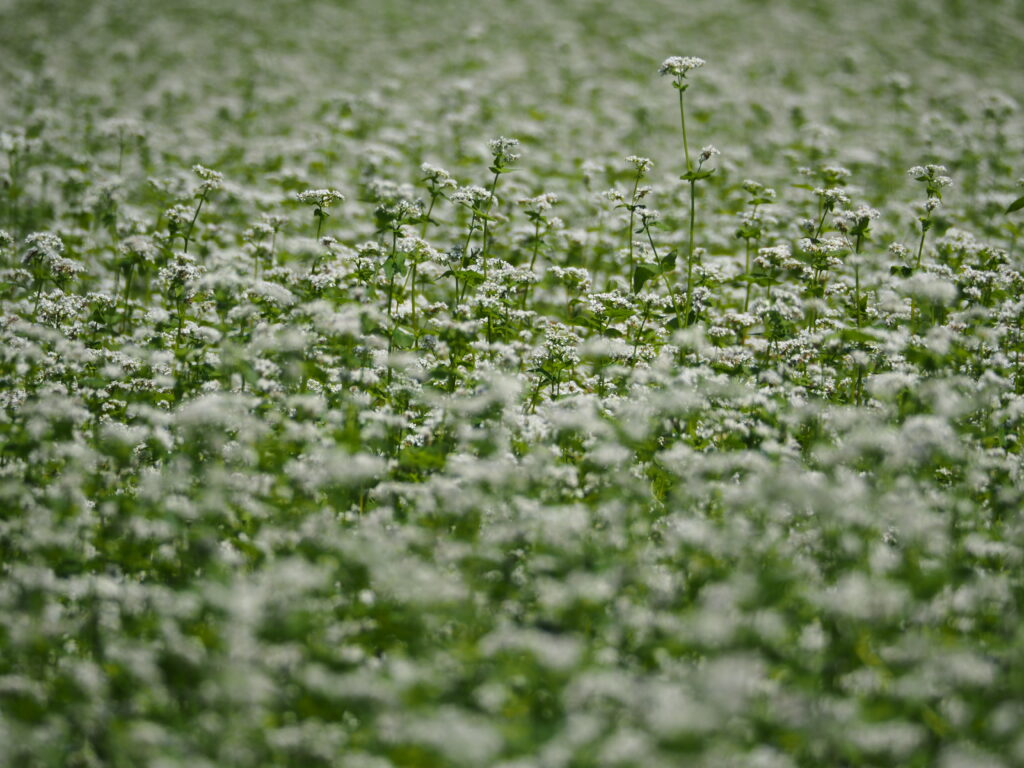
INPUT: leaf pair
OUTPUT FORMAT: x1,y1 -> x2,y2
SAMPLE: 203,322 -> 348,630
632,250 -> 677,292
680,169 -> 715,183
383,252 -> 406,280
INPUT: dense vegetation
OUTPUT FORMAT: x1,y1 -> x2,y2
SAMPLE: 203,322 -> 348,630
2,0 -> 1024,765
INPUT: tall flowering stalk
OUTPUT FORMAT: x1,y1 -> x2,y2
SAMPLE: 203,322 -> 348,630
374,199 -> 420,320
518,192 -> 559,310
907,164 -> 953,271
835,204 -> 880,328
22,232 -> 81,317
659,56 -> 716,326
451,185 -> 490,302
480,137 -> 520,281
182,165 -> 223,253
296,188 -> 345,242
419,163 -> 457,238
622,155 -> 653,294
736,180 -> 775,313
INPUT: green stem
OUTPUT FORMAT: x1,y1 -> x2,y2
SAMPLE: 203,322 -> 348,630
480,170 -> 501,283
854,264 -> 861,328
854,233 -> 863,329
914,220 -> 928,270
410,259 -> 418,344
121,265 -> 134,333
458,209 -> 479,304
627,173 -> 641,293
679,88 -> 691,173
630,303 -> 651,367
32,280 -> 43,318
684,179 -> 696,326
387,230 -> 397,319
910,218 -> 929,327
808,270 -> 819,330
743,238 -> 752,313
421,194 -> 437,238
644,223 -> 683,326
522,218 -> 542,311
813,204 -> 828,241
183,193 -> 206,254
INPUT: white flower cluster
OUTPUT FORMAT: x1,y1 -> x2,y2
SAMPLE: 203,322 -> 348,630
658,56 -> 706,78
295,188 -> 345,207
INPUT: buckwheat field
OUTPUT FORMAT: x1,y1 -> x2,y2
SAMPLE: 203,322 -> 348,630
3,0 -> 1024,765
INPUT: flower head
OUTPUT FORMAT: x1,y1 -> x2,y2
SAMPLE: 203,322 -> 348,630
755,244 -> 800,272
518,193 -> 558,215
192,164 -> 223,196
296,189 -> 345,208
834,205 -> 880,237
742,180 -> 776,204
23,232 -> 64,262
487,136 -> 520,171
118,235 -> 159,265
907,164 -> 953,199
626,155 -> 653,175
421,163 -> 458,190
658,56 -> 705,79
452,185 -> 491,207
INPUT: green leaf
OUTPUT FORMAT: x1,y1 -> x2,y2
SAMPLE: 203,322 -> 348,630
738,274 -> 778,287
836,328 -> 881,345
453,268 -> 485,288
632,264 -> 657,292
391,327 -> 416,347
602,306 -> 635,320
383,253 -> 407,279
660,250 -> 677,271
680,169 -> 715,182
571,310 -> 599,328
471,207 -> 498,222
1007,196 -> 1024,214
